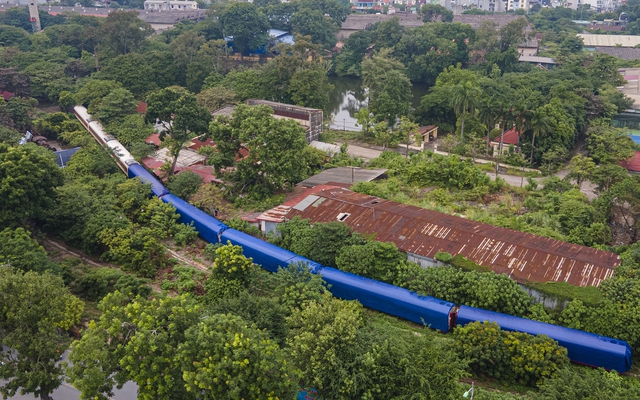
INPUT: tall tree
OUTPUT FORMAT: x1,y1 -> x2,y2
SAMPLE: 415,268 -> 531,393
527,107 -> 551,164
207,104 -> 308,199
221,2 -> 270,57
288,67 -> 334,110
420,4 -> 453,22
449,81 -> 481,141
0,227 -> 56,274
145,86 -> 211,177
0,143 -> 64,228
100,11 -> 153,55
361,49 -> 412,125
178,313 -> 298,399
477,96 -> 501,156
90,87 -> 138,125
290,8 -> 339,47
0,268 -> 84,400
286,294 -> 370,399
567,155 -> 596,189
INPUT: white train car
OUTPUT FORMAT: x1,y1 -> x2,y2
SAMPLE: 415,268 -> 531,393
73,105 -> 139,173
106,140 -> 137,173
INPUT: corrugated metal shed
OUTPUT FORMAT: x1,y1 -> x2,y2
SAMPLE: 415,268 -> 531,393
285,187 -> 620,287
298,167 -> 387,187
579,34 -> 640,48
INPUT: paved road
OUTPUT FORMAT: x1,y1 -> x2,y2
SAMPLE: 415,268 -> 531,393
344,143 -> 383,161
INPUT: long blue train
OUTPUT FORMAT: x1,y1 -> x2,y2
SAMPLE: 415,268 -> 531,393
74,106 -> 633,373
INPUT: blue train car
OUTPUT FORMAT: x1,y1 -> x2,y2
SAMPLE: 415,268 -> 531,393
319,267 -> 455,332
219,229 -> 312,273
287,255 -> 323,274
161,194 -> 228,244
455,305 -> 632,372
127,164 -> 170,198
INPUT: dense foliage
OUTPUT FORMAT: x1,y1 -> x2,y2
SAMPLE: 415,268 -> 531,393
453,322 -> 569,386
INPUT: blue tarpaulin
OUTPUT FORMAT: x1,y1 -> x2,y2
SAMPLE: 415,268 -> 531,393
53,147 -> 81,168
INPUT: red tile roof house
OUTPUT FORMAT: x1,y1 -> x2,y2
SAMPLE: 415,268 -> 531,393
490,126 -> 521,155
256,185 -> 620,287
620,151 -> 640,174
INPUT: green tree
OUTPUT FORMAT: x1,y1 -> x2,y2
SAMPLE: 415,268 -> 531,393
288,67 -> 334,110
567,154 -> 596,189
290,8 -> 339,47
207,104 -> 308,199
374,121 -> 391,149
533,367 -> 640,399
453,321 -> 569,386
145,87 -> 211,177
286,294 -> 370,399
106,114 -> 155,147
178,313 -> 298,400
0,96 -> 38,132
603,177 -> 640,242
420,4 -> 453,22
0,143 -> 64,228
0,268 -> 84,400
585,123 -> 637,165
100,11 -> 153,55
361,49 -> 412,124
336,240 -> 406,283
67,293 -> 201,400
98,225 -> 167,277
90,87 -> 138,125
57,90 -> 75,112
99,53 -> 158,97
166,170 -> 204,200
0,227 -> 56,274
354,107 -> 374,139
196,85 -> 238,113
221,2 -> 270,56
526,107 -> 551,164
205,242 -> 255,301
395,116 -> 420,157
74,79 -> 123,108
450,80 -> 481,141
220,69 -> 266,101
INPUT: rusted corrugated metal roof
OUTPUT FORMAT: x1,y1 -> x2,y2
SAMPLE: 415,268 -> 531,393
285,187 -> 620,287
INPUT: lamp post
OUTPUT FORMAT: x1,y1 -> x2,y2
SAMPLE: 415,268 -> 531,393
463,382 -> 474,399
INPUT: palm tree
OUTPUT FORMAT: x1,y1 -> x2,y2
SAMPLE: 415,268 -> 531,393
450,81 -> 481,141
526,108 -> 551,165
478,97 -> 501,157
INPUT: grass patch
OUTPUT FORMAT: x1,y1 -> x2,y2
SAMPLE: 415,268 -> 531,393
525,281 -> 603,306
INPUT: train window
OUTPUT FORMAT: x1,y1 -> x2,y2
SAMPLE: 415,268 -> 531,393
337,213 -> 350,222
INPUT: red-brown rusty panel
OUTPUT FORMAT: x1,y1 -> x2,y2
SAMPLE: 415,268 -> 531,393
285,188 -> 620,287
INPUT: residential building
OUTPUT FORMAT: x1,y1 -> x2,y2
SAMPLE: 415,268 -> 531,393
490,126 -> 520,155
143,0 -> 198,11
256,185 -> 620,287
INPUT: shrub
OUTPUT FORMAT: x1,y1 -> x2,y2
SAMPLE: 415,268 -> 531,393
167,171 -> 203,200
453,321 -> 569,386
434,251 -> 453,263
172,222 -> 198,246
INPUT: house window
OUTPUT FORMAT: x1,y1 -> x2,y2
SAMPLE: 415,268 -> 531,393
337,213 -> 351,221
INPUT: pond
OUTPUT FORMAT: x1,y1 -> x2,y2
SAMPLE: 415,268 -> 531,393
326,75 -> 430,131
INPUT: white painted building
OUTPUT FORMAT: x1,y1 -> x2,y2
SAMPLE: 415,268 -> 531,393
143,0 -> 198,11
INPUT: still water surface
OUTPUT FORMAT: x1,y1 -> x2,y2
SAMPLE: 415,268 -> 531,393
326,76 -> 430,131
